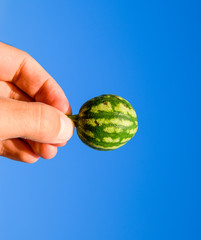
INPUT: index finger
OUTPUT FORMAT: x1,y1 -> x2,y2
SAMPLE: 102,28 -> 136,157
0,42 -> 71,114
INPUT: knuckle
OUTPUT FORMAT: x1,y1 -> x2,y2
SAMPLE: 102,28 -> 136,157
20,50 -> 31,60
34,103 -> 60,140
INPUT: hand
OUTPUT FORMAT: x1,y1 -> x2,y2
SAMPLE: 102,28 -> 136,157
0,42 -> 74,163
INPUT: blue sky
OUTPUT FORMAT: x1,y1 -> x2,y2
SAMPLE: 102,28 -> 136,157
0,0 -> 201,239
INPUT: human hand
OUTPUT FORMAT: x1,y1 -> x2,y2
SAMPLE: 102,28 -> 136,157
0,42 -> 74,163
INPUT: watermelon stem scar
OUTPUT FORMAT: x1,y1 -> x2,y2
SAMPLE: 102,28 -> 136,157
66,94 -> 138,151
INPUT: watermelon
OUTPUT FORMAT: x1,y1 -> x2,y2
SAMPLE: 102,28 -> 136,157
68,94 -> 138,151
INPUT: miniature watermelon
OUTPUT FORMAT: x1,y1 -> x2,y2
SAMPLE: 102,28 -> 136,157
68,94 -> 138,151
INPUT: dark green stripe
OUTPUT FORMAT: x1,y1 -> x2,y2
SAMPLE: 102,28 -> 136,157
77,130 -> 125,151
78,128 -> 124,148
77,119 -> 137,131
77,123 -> 136,147
79,124 -> 137,137
77,131 -> 107,151
78,112 -> 136,122
79,94 -> 134,114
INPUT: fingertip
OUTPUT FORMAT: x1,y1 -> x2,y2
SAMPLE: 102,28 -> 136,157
25,156 -> 40,164
58,96 -> 72,116
58,97 -> 72,115
40,144 -> 58,159
66,102 -> 72,116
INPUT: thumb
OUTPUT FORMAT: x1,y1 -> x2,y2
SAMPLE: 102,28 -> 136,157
0,97 -> 74,143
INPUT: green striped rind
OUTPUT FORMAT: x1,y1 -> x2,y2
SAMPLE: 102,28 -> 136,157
76,94 -> 138,151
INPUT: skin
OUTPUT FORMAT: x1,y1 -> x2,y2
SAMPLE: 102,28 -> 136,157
0,42 -> 74,163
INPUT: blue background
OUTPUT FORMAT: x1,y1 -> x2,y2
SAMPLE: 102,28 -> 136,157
0,0 -> 201,239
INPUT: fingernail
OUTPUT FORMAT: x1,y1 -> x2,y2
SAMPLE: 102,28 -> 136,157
57,114 -> 74,142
